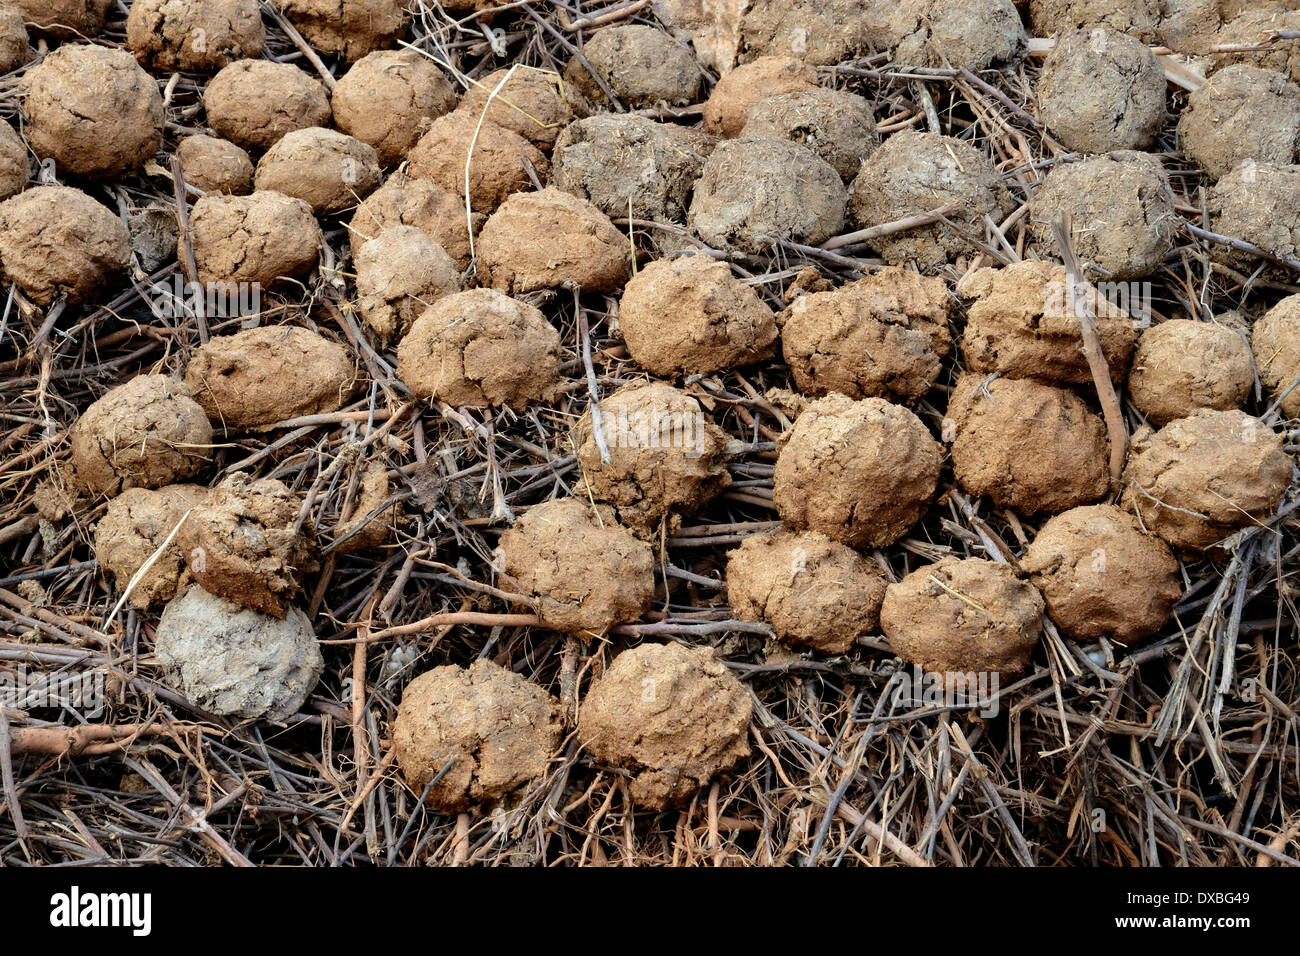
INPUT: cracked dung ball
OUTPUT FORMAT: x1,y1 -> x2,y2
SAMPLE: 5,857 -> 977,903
127,0 -> 265,72
498,497 -> 655,638
1207,161 -> 1300,277
574,380 -> 731,536
0,5 -> 30,73
1179,65 -> 1300,180
1253,294 -> 1300,420
477,187 -> 630,294
689,136 -> 847,253
408,110 -> 550,214
885,0 -> 1027,71
618,252 -> 778,376
350,171 -> 478,269
702,55 -> 819,138
947,373 -> 1110,515
848,131 -> 1013,269
21,44 -> 163,180
1030,151 -> 1176,282
277,0 -> 409,62
881,557 -> 1044,677
457,67 -> 577,153
10,0 -> 113,38
0,186 -> 130,305
155,585 -> 323,723
94,484 -> 210,609
254,127 -> 382,215
184,325 -> 355,428
356,226 -> 461,342
190,190 -> 323,288
726,529 -> 887,655
565,24 -> 700,108
956,260 -> 1138,388
1124,409 -> 1292,549
773,393 -> 942,548
397,288 -> 563,410
1028,0 -> 1160,42
70,375 -> 212,498
1128,318 -> 1252,425
577,642 -> 751,810
781,266 -> 952,403
1021,503 -> 1181,642
734,0 -> 884,68
179,473 -> 317,618
203,60 -> 332,151
332,49 -> 458,165
393,659 -> 563,813
178,134 -> 254,195
742,87 -> 879,181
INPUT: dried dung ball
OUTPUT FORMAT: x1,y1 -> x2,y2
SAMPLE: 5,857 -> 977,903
0,186 -> 130,305
332,50 -> 458,165
742,88 -> 879,181
1030,151 -> 1176,282
203,60 -> 331,151
1123,409 -> 1292,549
397,288 -> 563,410
254,127 -> 382,215
886,0 -> 1027,71
880,557 -> 1044,677
577,642 -> 751,810
477,187 -> 631,294
1021,504 -> 1181,642
127,0 -> 265,72
947,373 -> 1109,515
1207,161 -> 1300,276
1028,0 -> 1161,42
350,171 -> 478,268
155,585 -> 323,723
458,67 -> 576,153
184,325 -> 355,428
565,24 -> 700,108
21,45 -> 163,180
0,4 -> 30,72
574,381 -> 731,536
0,118 -> 29,203
355,226 -> 460,341
408,110 -> 549,213
497,497 -> 655,637
848,132 -> 1012,269
735,0 -> 884,67
10,0 -> 112,38
1179,66 -> 1300,180
393,660 -> 562,813
781,266 -> 952,403
1158,0 -> 1222,53
1252,294 -> 1300,420
1207,8 -> 1300,82
726,529 -> 887,655
70,375 -> 212,497
702,55 -> 819,138
334,462 -> 399,553
689,137 -> 847,253
957,260 -> 1138,388
94,484 -> 209,609
773,393 -> 942,548
1037,28 -> 1166,154
179,473 -> 316,618
551,114 -> 714,224
178,134 -> 254,195
190,190 -> 323,288
1128,319 -> 1252,425
618,252 -> 778,376
277,0 -> 409,62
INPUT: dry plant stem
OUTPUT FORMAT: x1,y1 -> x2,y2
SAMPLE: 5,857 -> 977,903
7,721 -> 178,756
169,154 -> 207,344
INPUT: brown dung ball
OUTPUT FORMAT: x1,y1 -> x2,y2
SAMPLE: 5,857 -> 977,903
333,462 -> 399,554
355,226 -> 461,341
1030,151 -> 1176,282
1037,28 -> 1166,154
1123,409 -> 1292,550
21,44 -> 163,180
848,132 -> 1012,269
127,0 -> 265,72
393,660 -> 563,813
277,0 -> 409,62
781,266 -> 952,403
566,24 -> 700,108
178,135 -> 254,195
886,0 -> 1027,71
254,127 -> 382,215
742,88 -> 879,182
1021,504 -> 1181,643
397,288 -> 563,410
1128,319 -> 1253,425
735,0 -> 884,67
880,557 -> 1045,677
332,50 -> 458,165
184,326 -> 355,428
0,186 -> 130,305
0,119 -> 28,202
1028,0 -> 1161,42
457,67 -> 576,153
574,380 -> 731,536
70,375 -> 213,498
497,497 -> 655,638
702,55 -> 819,138
1206,8 -> 1300,83
203,60 -> 332,151
407,110 -> 549,214
476,187 -> 631,294
94,484 -> 209,609
774,393 -> 942,548
350,171 -> 478,268
10,0 -> 113,38
190,190 -> 323,288
1207,161 -> 1300,277
947,373 -> 1110,515
618,252 -> 778,376
1158,0 -> 1222,53
1252,295 -> 1300,419
577,642 -> 751,810
1179,66 -> 1300,180
0,4 -> 31,73
726,529 -> 888,655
